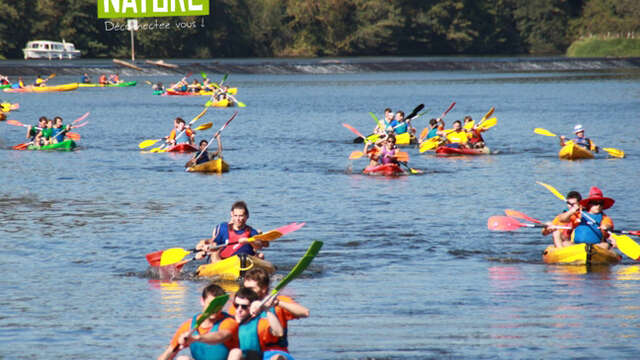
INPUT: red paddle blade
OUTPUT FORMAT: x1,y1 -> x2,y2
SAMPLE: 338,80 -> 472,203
146,250 -> 163,266
12,143 -> 29,150
275,222 -> 305,236
6,120 -> 24,127
72,112 -> 90,124
342,123 -> 364,139
627,230 -> 640,236
441,102 -> 456,118
66,132 -> 81,140
504,209 -> 542,224
488,216 -> 527,231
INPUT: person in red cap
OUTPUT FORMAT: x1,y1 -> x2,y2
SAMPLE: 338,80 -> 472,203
571,186 -> 615,249
560,124 -> 599,152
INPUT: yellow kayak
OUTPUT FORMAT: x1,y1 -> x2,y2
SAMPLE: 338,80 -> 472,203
395,132 -> 418,146
196,255 -> 275,280
186,158 -> 229,173
558,141 -> 594,160
206,98 -> 234,107
542,244 -> 621,265
3,83 -> 79,93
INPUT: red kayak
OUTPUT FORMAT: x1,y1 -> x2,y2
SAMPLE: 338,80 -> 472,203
363,163 -> 405,176
435,146 -> 490,156
166,143 -> 197,152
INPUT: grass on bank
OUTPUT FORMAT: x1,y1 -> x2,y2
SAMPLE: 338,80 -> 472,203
567,37 -> 640,57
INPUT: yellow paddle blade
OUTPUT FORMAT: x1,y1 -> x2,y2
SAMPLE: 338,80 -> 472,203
349,151 -> 364,160
481,107 -> 495,122
236,101 -> 246,108
534,128 -> 557,137
602,147 -> 625,158
160,248 -> 192,266
195,122 -> 213,131
139,139 -> 160,149
227,88 -> 238,95
365,134 -> 379,143
463,120 -> 474,130
478,117 -> 497,130
419,136 -> 440,153
611,233 -> 640,260
536,181 -> 566,201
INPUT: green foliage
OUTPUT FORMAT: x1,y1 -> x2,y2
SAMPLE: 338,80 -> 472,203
0,0 -> 638,58
567,38 -> 640,57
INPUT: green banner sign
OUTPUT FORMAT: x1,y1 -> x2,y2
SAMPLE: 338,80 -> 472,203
98,0 -> 209,18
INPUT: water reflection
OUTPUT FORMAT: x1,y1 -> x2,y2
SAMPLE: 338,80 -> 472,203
148,280 -> 187,316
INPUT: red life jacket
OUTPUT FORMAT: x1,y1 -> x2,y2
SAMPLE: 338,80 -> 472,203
219,224 -> 252,259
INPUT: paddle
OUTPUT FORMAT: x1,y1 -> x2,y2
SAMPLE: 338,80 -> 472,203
209,83 -> 246,107
342,123 -> 367,141
419,136 -> 442,153
536,181 -> 640,259
189,111 -> 238,166
464,107 -> 494,130
258,240 -> 323,308
170,293 -> 230,354
533,128 -> 624,158
488,216 -> 570,231
140,107 -> 210,150
504,209 -> 543,224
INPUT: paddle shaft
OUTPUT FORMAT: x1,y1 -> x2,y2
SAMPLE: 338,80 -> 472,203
191,112 -> 238,165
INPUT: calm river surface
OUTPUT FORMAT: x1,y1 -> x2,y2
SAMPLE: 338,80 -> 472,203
1,63 -> 640,359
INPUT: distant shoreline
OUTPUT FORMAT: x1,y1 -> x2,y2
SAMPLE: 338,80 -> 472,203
1,57 -> 639,76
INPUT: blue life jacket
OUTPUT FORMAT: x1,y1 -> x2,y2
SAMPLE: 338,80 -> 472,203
51,127 -> 66,143
239,316 -> 262,357
189,313 -> 231,360
572,137 -> 591,149
394,122 -> 408,134
426,128 -> 438,139
573,213 -> 604,245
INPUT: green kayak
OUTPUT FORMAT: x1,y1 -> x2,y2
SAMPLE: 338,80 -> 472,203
0,84 -> 11,89
78,81 -> 137,88
27,140 -> 77,151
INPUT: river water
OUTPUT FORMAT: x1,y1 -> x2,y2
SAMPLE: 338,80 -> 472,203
1,63 -> 640,359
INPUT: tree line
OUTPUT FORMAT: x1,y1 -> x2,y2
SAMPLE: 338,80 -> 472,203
0,0 -> 638,59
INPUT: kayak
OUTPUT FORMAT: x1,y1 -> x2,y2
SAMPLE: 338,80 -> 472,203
435,146 -> 490,156
196,254 -> 275,280
3,83 -> 79,93
166,143 -> 197,153
558,141 -> 594,160
78,81 -> 137,88
542,243 -> 621,265
186,158 -> 229,173
206,98 -> 234,108
1,102 -> 19,112
152,90 -> 164,95
165,88 -> 238,96
0,84 -> 11,89
363,163 -> 405,176
25,139 -> 77,151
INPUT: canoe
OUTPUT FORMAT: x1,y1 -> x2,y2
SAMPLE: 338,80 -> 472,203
3,83 -> 79,93
363,163 -> 405,176
25,139 -> 76,151
166,143 -> 197,153
558,141 -> 594,160
196,254 -> 275,280
186,158 -> 229,173
542,243 -> 621,265
435,146 -> 490,156
78,81 -> 137,88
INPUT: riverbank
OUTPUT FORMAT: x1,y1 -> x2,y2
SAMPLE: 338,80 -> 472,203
1,56 -> 640,76
567,37 -> 640,57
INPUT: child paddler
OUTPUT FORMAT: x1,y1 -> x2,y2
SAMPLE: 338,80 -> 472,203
560,124 -> 599,152
225,287 -> 284,360
542,191 -> 582,248
157,284 -> 238,360
227,268 -> 308,360
463,116 -> 487,149
570,186 -> 616,250
166,117 -> 195,146
185,135 -> 223,168
196,201 -> 268,263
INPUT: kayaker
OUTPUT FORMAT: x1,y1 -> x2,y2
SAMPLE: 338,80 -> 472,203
379,134 -> 399,164
425,118 -> 439,139
0,74 -> 9,85
228,268 -> 309,360
185,136 -> 222,168
98,74 -> 108,85
463,116 -> 487,149
166,118 -> 195,146
225,287 -> 284,360
571,186 -> 615,250
34,75 -> 48,87
542,191 -> 582,248
441,120 -> 469,148
26,117 -> 48,142
392,111 -> 408,134
34,118 -> 54,146
196,201 -> 267,263
152,82 -> 165,92
109,74 -> 122,84
560,124 -> 598,152
81,73 -> 91,84
189,79 -> 203,93
51,116 -> 71,144
157,283 -> 238,360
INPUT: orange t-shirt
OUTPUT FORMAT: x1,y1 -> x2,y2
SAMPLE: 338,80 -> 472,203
169,314 -> 238,350
542,211 -> 579,236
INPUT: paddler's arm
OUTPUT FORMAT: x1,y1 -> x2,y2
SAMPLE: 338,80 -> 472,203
277,297 -> 310,318
559,135 -> 566,146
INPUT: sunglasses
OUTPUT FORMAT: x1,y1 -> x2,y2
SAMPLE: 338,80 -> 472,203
234,302 -> 250,310
589,201 -> 603,206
